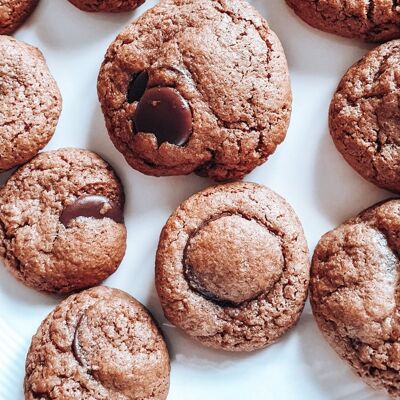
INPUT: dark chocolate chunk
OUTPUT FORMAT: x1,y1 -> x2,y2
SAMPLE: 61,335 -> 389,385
60,195 -> 123,226
127,71 -> 149,103
133,87 -> 192,146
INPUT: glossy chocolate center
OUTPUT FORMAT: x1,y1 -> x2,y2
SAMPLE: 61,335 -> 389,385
133,87 -> 192,146
60,195 -> 123,226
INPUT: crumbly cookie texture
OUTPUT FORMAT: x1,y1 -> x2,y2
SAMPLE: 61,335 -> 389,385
25,286 -> 170,400
0,148 -> 127,294
286,0 -> 400,42
98,0 -> 291,181
330,40 -> 400,193
0,0 -> 39,34
156,182 -> 310,351
67,0 -> 144,12
0,35 -> 62,171
311,199 -> 400,396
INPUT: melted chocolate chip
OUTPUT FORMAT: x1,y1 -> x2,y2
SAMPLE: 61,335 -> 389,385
60,195 -> 123,226
127,71 -> 149,103
133,87 -> 192,146
72,314 -> 85,366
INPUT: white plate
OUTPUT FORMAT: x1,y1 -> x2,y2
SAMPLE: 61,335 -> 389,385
0,1 -> 393,399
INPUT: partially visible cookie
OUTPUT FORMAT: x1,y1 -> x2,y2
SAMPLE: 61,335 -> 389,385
0,148 -> 127,294
98,0 -> 291,181
25,286 -> 170,400
286,0 -> 400,42
156,182 -> 310,351
311,199 -> 400,397
0,0 -> 39,35
68,0 -> 145,12
330,40 -> 400,193
0,35 -> 62,171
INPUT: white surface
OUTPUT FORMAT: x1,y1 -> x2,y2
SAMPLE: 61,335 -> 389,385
0,1 -> 393,399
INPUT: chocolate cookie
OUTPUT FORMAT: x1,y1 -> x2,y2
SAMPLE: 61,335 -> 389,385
0,0 -> 39,35
25,286 -> 170,400
0,148 -> 126,294
330,40 -> 400,193
98,0 -> 291,181
0,35 -> 62,171
311,199 -> 400,396
67,0 -> 145,12
286,0 -> 400,42
155,182 -> 310,351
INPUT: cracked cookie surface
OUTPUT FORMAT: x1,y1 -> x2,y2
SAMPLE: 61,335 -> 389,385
286,0 -> 400,42
0,148 -> 127,294
97,0 -> 291,181
329,40 -> 400,193
67,0 -> 145,12
24,286 -> 170,400
0,35 -> 61,171
155,182 -> 310,351
0,0 -> 39,34
311,199 -> 400,396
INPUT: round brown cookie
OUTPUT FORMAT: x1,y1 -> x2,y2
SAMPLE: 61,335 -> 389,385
25,286 -> 170,400
329,40 -> 400,193
67,0 -> 145,12
0,35 -> 62,171
0,148 -> 127,294
286,0 -> 400,42
0,0 -> 39,35
155,182 -> 310,351
98,0 -> 291,181
311,199 -> 400,396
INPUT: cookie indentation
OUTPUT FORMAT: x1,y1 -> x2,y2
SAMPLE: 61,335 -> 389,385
185,215 -> 283,305
127,71 -> 149,103
72,300 -> 149,393
133,87 -> 192,146
60,195 -> 124,226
